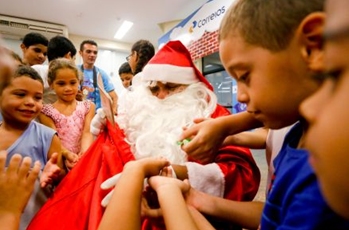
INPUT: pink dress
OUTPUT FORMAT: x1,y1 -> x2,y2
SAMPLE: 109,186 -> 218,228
41,101 -> 91,154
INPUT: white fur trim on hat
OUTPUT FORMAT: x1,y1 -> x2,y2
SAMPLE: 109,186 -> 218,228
185,162 -> 225,197
142,64 -> 199,85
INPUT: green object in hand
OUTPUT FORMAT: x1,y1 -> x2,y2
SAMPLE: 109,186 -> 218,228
176,138 -> 191,146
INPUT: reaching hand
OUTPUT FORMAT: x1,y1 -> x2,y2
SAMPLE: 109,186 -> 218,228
40,152 -> 61,188
142,176 -> 191,219
62,149 -> 79,170
100,158 -> 170,207
180,118 -> 226,163
149,176 -> 191,193
0,151 -> 41,216
90,108 -> 107,136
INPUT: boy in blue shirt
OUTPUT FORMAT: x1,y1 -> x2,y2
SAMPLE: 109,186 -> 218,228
179,0 -> 349,229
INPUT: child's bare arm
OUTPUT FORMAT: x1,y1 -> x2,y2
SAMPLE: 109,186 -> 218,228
41,135 -> 66,188
148,176 -> 202,230
98,158 -> 169,230
222,127 -> 268,149
37,113 -> 57,130
80,102 -> 96,155
184,187 -> 263,229
187,206 -> 215,230
0,151 -> 41,230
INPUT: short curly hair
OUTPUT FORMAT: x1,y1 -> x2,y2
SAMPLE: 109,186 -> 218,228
219,0 -> 324,52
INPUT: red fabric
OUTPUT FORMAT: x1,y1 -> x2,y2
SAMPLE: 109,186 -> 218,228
27,121 -> 135,230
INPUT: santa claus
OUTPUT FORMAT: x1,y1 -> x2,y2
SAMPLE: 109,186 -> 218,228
28,40 -> 260,230
98,41 -> 260,229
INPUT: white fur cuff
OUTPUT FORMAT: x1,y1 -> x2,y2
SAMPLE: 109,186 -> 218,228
185,162 -> 225,197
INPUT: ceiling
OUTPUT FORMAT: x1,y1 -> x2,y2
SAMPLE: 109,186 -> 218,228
0,0 -> 208,46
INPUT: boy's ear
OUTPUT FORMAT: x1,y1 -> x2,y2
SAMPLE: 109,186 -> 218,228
64,52 -> 72,59
298,12 -> 325,72
20,43 -> 26,51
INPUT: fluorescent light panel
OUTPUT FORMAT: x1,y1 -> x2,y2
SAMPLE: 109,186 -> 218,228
114,20 -> 133,39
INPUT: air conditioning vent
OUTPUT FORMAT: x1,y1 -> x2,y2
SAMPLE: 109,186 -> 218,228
0,15 -> 68,40
0,20 -> 10,26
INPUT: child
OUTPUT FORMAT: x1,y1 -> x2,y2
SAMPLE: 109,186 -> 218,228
179,0 -> 349,229
117,62 -> 134,112
118,62 -> 133,89
20,32 -> 48,66
39,58 -> 95,168
0,65 -> 65,229
126,39 -> 155,87
0,151 -> 41,230
300,0 -> 349,221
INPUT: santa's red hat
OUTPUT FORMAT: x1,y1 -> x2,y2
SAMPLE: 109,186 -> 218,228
142,40 -> 213,90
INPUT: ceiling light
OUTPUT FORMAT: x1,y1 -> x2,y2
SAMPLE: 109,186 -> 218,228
114,20 -> 133,40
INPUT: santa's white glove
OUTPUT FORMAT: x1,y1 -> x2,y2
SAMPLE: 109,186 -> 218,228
100,165 -> 177,207
90,108 -> 106,136
100,173 -> 121,207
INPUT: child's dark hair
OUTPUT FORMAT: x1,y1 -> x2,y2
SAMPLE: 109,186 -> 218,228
14,65 -> 43,84
131,40 -> 155,75
0,65 -> 44,95
219,0 -> 324,52
47,58 -> 82,85
22,32 -> 49,47
118,62 -> 132,75
48,36 -> 77,62
80,40 -> 98,51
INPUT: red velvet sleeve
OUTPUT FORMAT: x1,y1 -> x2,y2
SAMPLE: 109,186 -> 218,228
215,145 -> 261,201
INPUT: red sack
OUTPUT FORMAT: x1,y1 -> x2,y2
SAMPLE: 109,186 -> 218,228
28,121 -> 135,230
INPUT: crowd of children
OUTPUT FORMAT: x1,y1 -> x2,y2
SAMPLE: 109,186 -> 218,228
1,0 -> 349,229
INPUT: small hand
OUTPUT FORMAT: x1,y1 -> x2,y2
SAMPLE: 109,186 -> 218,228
62,150 -> 78,170
0,151 -> 41,215
180,118 -> 224,163
142,176 -> 191,219
100,158 -> 170,207
40,152 -> 61,188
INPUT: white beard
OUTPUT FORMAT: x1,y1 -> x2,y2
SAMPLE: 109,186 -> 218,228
116,82 -> 217,164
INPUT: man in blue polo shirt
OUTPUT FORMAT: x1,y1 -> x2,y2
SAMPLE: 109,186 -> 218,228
79,40 -> 118,114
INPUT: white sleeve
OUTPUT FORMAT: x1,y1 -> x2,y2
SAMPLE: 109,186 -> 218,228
185,162 -> 225,197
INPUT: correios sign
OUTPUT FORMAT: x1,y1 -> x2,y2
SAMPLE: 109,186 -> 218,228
158,0 -> 236,47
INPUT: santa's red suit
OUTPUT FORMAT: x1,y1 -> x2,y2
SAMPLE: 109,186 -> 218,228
28,41 -> 260,230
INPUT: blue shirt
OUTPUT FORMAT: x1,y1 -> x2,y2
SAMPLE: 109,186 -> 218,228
79,65 -> 115,110
261,122 -> 349,229
6,121 -> 55,169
